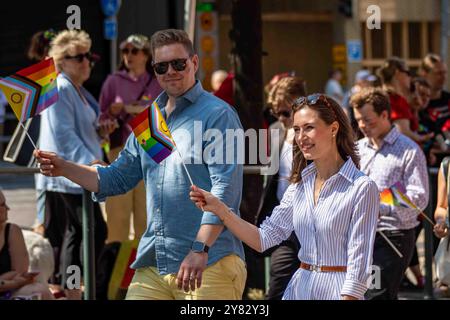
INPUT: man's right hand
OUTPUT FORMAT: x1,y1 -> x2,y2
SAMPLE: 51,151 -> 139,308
33,149 -> 67,177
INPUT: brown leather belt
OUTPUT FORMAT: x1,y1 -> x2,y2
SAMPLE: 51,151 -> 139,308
300,262 -> 347,273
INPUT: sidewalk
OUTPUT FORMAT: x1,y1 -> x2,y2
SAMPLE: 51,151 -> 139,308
0,160 -> 36,228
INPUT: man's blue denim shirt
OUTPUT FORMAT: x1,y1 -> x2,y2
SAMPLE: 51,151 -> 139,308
93,81 -> 245,274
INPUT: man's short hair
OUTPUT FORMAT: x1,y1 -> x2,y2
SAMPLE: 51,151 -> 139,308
150,29 -> 194,57
350,87 -> 391,117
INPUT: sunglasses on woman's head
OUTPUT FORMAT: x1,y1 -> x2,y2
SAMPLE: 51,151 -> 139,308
121,48 -> 140,55
294,94 -> 332,108
152,58 -> 189,75
64,52 -> 95,63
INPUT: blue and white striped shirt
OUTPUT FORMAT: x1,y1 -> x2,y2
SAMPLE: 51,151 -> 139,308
357,126 -> 429,231
258,158 -> 379,300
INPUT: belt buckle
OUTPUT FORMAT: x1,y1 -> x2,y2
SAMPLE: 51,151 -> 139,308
311,265 -> 322,272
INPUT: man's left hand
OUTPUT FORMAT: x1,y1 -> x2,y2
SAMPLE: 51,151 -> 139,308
176,251 -> 208,292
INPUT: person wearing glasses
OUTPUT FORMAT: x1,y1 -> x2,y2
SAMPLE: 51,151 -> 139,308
99,34 -> 162,244
256,76 -> 305,300
35,30 -> 111,299
351,88 -> 429,300
34,29 -> 245,300
190,94 -> 380,300
378,57 -> 433,145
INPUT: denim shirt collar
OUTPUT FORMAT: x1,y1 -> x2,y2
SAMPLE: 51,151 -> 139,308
155,80 -> 204,116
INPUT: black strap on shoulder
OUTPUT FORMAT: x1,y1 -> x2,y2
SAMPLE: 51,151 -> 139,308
4,223 -> 11,247
443,157 -> 450,179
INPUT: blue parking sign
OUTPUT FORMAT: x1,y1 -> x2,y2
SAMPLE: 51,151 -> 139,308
347,40 -> 362,63
101,0 -> 121,17
104,17 -> 117,40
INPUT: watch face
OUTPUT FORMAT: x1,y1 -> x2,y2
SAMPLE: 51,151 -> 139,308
192,241 -> 205,252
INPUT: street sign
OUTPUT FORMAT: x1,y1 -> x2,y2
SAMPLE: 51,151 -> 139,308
101,0 -> 121,17
104,17 -> 117,40
346,40 -> 363,63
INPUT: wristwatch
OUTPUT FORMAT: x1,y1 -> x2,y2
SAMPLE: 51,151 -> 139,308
191,240 -> 210,253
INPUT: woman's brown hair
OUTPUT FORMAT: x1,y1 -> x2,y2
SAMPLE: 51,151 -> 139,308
267,76 -> 307,109
289,94 -> 360,183
377,56 -> 409,85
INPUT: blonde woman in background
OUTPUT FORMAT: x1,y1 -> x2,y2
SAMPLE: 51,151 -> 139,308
36,30 -> 112,299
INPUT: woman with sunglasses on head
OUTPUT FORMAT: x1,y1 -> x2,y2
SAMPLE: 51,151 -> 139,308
256,76 -> 305,300
99,34 -> 162,244
36,30 -> 109,299
378,57 -> 433,144
190,94 -> 379,300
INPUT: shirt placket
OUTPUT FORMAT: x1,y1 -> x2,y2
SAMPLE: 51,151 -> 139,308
154,160 -> 167,273
307,175 -> 320,266
312,173 -> 337,267
154,106 -> 178,274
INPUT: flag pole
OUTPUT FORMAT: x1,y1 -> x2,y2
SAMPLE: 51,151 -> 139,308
18,121 -> 38,150
175,148 -> 194,186
416,209 -> 435,226
378,230 -> 403,258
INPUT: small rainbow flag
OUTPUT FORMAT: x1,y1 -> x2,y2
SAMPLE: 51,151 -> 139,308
129,101 -> 175,163
380,182 -> 417,210
380,188 -> 397,206
380,182 -> 435,225
0,58 -> 58,123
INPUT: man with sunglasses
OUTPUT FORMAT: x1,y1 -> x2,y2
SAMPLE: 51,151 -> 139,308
351,88 -> 429,300
34,29 -> 246,300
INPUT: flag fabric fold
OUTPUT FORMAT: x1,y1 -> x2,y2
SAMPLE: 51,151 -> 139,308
129,101 -> 175,163
0,58 -> 58,122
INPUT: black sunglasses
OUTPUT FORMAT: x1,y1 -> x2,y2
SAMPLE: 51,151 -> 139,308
294,94 -> 332,108
271,109 -> 292,118
64,52 -> 97,64
152,58 -> 189,75
121,48 -> 140,55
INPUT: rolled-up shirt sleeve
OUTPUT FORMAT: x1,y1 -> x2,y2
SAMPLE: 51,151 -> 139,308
93,135 -> 144,202
341,179 -> 379,299
258,183 -> 296,252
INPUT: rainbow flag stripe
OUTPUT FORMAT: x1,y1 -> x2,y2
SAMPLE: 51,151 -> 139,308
129,102 -> 175,163
380,188 -> 397,206
380,182 -> 418,210
0,58 -> 58,122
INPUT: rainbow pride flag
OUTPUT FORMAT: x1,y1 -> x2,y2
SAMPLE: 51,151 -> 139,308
380,188 -> 397,206
129,102 -> 175,163
380,182 -> 418,210
0,58 -> 58,123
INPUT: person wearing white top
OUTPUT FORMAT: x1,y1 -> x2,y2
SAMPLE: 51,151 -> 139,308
256,76 -> 305,300
325,69 -> 344,106
191,94 -> 379,300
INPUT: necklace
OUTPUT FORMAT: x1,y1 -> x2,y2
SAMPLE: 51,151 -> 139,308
314,177 -> 326,205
